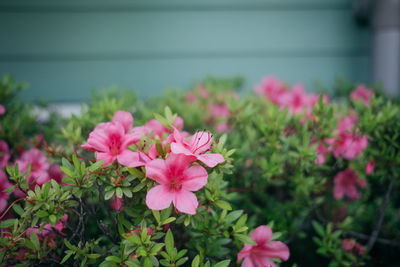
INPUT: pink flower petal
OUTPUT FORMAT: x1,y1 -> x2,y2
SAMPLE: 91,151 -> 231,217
173,189 -> 198,215
146,185 -> 173,210
182,165 -> 208,191
145,159 -> 169,184
117,150 -> 144,168
262,241 -> 290,261
170,142 -> 193,156
112,110 -> 133,134
241,257 -> 256,267
196,153 -> 225,168
97,152 -> 116,166
166,153 -> 196,177
250,225 -> 272,245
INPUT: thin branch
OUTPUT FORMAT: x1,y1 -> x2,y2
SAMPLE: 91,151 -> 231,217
366,175 -> 395,253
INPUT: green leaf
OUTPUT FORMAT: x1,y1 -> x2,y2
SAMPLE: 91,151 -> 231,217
214,260 -> 231,267
165,229 -> 174,256
175,257 -> 188,266
162,217 -> 176,225
0,219 -> 16,228
104,190 -> 115,200
89,160 -> 104,172
225,210 -> 243,224
106,256 -> 122,263
235,234 -> 257,245
123,188 -> 133,198
191,255 -> 200,267
49,214 -> 57,224
30,230 -> 40,251
12,203 -> 24,216
36,210 -> 49,218
116,187 -> 123,198
60,250 -> 74,264
143,257 -> 152,267
62,176 -> 75,185
215,200 -> 232,211
152,210 -> 161,224
51,179 -> 60,192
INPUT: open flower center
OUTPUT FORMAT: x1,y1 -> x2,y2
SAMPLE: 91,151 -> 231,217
108,136 -> 122,156
169,176 -> 183,191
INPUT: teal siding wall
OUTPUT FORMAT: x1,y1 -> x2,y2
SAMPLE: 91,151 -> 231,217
0,0 -> 370,102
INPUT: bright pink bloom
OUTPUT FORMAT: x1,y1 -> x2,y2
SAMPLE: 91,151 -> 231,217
208,103 -> 230,119
254,76 -> 288,105
112,110 -> 134,134
145,153 -> 208,215
350,85 -> 374,107
282,84 -> 313,115
26,214 -> 68,241
334,168 -> 367,200
82,120 -> 141,167
237,225 -> 290,267
111,196 -> 123,211
0,170 -> 12,212
16,148 -> 50,186
171,128 -> 225,168
0,105 -> 5,115
337,115 -> 358,133
366,161 -> 375,175
331,132 -> 368,160
342,239 -> 364,256
0,140 -> 10,168
313,139 -> 333,165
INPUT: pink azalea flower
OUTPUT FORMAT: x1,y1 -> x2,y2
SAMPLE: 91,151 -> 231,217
366,161 -> 375,175
135,116 -> 184,141
26,214 -> 68,241
0,140 -> 10,168
315,142 -> 328,165
112,110 -> 134,134
254,76 -> 288,105
185,91 -> 197,103
331,132 -> 368,160
16,148 -> 50,186
82,120 -> 141,167
337,115 -> 358,133
215,122 -> 231,133
0,170 -> 12,212
208,103 -> 230,119
333,168 -> 367,200
0,105 -> 5,115
171,128 -> 225,168
145,153 -> 208,215
350,85 -> 374,107
237,225 -> 290,267
48,165 -> 65,185
197,84 -> 211,99
342,239 -> 364,256
111,196 -> 123,211
281,83 -> 312,115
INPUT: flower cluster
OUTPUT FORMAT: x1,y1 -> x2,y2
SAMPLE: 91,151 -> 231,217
82,110 -> 225,214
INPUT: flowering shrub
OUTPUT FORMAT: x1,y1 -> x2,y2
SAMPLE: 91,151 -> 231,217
0,74 -> 400,267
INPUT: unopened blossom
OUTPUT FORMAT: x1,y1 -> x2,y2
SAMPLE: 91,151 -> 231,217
111,196 -> 123,211
16,148 -> 50,186
342,239 -> 364,256
366,161 -> 375,175
254,76 -> 288,105
0,140 -> 10,168
334,168 -> 367,200
237,225 -> 290,267
82,119 -> 141,167
350,85 -> 374,107
0,170 -> 12,212
171,128 -> 225,168
145,153 -> 208,215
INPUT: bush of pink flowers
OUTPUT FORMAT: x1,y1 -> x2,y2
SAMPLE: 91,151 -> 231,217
0,74 -> 400,266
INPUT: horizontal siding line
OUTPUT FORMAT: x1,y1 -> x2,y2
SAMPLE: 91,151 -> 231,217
0,4 -> 352,13
0,49 -> 370,62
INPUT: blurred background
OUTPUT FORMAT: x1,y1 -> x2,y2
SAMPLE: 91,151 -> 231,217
0,0 -> 399,102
